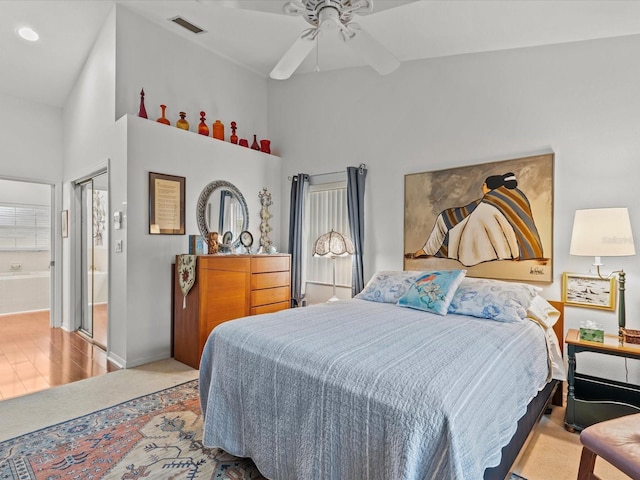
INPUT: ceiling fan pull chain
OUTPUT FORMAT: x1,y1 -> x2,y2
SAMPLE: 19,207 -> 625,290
315,34 -> 321,72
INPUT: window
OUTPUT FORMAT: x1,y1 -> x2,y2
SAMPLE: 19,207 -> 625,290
305,181 -> 352,287
0,203 -> 50,250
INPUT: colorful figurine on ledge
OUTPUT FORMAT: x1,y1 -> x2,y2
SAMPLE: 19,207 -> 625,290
176,112 -> 189,130
230,121 -> 238,144
138,88 -> 148,119
198,112 -> 209,136
212,120 -> 224,140
156,104 -> 170,125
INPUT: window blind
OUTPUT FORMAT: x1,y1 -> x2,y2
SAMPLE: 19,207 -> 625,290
0,203 -> 50,250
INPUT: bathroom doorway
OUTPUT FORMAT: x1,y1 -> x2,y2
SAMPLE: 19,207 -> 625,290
78,171 -> 109,349
0,178 -> 53,318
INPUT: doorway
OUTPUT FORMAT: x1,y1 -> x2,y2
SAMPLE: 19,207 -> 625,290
0,178 -> 53,318
78,171 -> 109,349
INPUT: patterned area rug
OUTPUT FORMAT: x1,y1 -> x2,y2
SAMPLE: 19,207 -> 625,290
0,380 -> 264,480
0,379 -> 527,480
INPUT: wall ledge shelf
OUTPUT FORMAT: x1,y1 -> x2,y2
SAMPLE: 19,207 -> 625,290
123,114 -> 280,159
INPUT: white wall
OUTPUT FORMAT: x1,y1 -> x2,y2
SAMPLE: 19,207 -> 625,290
62,4 -> 275,367
63,7 -> 116,179
0,93 -> 63,324
0,93 -> 63,183
269,35 -> 640,357
114,5 -> 268,146
119,115 -> 281,366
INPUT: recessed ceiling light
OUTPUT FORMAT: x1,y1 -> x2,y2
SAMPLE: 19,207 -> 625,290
17,27 -> 39,42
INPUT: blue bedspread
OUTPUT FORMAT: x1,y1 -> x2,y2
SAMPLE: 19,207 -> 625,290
200,299 -> 550,480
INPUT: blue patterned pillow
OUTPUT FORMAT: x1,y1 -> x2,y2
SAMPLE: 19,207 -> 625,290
397,270 -> 467,315
355,271 -> 432,304
448,277 -> 541,323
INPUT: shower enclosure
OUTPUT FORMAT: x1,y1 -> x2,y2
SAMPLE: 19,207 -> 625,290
78,171 -> 109,348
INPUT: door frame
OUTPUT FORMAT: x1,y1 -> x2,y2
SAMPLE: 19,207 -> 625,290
70,165 -> 109,336
0,175 -> 60,327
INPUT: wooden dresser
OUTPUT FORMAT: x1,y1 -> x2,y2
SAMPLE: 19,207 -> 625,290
173,254 -> 291,369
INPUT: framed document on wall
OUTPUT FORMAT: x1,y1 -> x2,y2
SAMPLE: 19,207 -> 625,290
149,172 -> 185,235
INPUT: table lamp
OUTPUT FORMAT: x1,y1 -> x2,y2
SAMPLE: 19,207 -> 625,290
569,208 -> 635,337
313,229 -> 354,302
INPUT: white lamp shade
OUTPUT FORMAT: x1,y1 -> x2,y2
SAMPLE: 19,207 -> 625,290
570,208 -> 635,257
313,230 -> 355,257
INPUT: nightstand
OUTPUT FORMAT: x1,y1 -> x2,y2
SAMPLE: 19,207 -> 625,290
565,328 -> 640,432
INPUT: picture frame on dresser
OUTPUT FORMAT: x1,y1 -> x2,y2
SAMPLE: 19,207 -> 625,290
562,272 -> 616,310
149,172 -> 185,235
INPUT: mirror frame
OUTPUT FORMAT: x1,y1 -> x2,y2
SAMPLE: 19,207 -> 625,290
196,180 -> 249,250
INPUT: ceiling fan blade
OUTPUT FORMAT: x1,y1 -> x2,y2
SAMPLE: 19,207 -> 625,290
342,23 -> 400,75
270,31 -> 317,80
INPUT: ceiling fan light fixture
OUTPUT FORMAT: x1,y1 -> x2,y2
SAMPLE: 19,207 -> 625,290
273,0 -> 401,79
318,6 -> 341,31
343,0 -> 373,16
283,1 -> 306,15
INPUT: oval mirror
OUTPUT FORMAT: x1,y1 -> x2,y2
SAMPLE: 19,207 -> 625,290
196,180 -> 248,250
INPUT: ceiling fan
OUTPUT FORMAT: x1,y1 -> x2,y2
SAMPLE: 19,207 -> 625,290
270,0 -> 401,80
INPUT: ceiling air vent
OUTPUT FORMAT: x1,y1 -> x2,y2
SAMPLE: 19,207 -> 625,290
169,16 -> 206,35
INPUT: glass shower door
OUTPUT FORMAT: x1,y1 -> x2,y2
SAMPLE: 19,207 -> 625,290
79,172 -> 108,348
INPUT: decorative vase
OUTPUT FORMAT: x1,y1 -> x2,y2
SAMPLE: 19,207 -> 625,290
260,139 -> 271,154
251,135 -> 260,151
138,88 -> 148,119
156,105 -> 170,125
230,121 -> 238,144
198,111 -> 209,136
176,112 -> 189,131
239,138 -> 249,148
212,120 -> 224,140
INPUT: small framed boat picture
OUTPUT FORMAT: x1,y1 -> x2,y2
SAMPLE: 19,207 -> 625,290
562,272 -> 616,310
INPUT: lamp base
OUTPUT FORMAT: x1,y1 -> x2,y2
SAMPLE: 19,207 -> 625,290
327,296 -> 340,302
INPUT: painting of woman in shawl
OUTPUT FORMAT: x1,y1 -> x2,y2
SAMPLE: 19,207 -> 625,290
409,172 -> 543,266
404,154 -> 553,282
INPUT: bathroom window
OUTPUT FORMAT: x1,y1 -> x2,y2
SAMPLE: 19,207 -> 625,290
0,203 -> 50,251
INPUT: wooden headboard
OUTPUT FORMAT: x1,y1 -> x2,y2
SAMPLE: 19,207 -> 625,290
547,300 -> 564,355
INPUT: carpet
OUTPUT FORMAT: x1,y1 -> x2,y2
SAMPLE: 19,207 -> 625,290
0,380 -> 263,480
0,379 -> 527,480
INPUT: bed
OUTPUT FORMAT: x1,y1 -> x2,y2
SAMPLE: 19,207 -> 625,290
199,272 -> 565,480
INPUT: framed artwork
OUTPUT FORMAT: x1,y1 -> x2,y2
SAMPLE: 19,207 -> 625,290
149,172 -> 185,235
61,210 -> 68,238
404,153 -> 554,282
562,272 -> 616,310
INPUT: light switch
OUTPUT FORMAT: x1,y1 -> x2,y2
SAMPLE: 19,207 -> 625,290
113,211 -> 122,230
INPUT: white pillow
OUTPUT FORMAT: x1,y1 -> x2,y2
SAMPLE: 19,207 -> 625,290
527,295 -> 561,328
546,327 -> 566,381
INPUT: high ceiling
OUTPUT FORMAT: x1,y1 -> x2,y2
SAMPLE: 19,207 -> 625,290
4,0 -> 640,107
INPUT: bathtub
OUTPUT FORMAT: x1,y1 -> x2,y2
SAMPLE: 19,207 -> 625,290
0,270 -> 108,315
0,271 -> 50,315
89,270 -> 108,305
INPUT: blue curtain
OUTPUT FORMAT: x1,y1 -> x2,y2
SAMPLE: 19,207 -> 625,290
347,165 -> 367,296
288,173 -> 309,307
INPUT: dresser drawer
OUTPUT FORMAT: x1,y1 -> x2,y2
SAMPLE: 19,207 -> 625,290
251,271 -> 290,290
199,255 -> 250,272
251,255 -> 290,273
251,301 -> 290,316
251,286 -> 290,307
